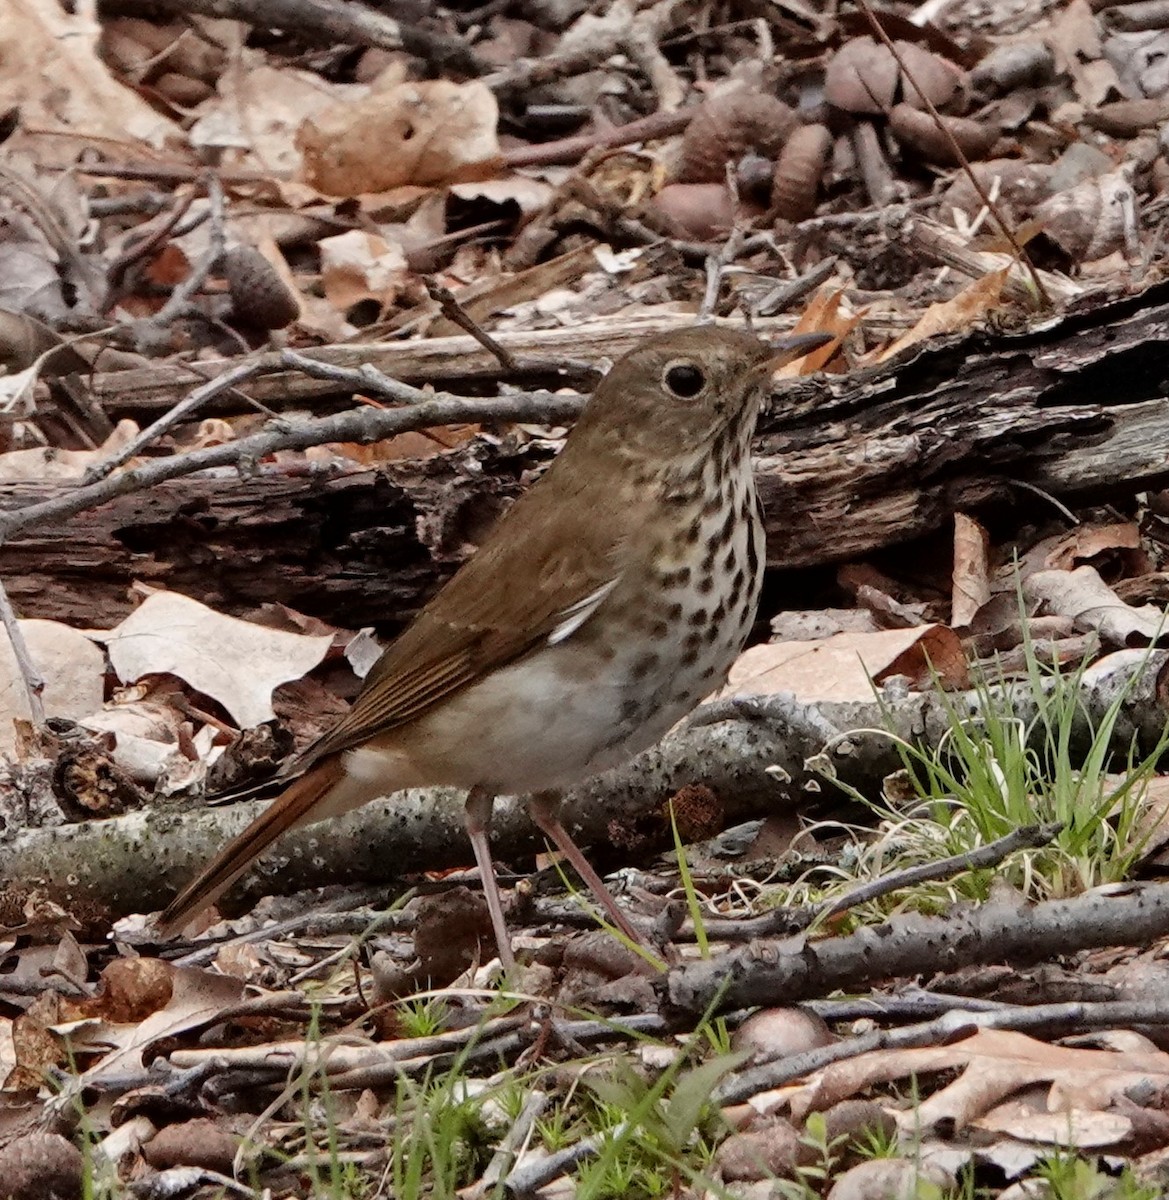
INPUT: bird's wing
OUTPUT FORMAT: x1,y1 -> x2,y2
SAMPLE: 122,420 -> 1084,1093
303,464 -> 634,762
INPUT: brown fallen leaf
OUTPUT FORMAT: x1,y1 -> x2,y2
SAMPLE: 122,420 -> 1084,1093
872,268 -> 1009,364
100,590 -> 333,729
952,513 -> 991,629
299,76 -> 500,196
724,625 -> 969,704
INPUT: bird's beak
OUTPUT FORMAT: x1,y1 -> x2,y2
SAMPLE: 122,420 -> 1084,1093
758,331 -> 836,373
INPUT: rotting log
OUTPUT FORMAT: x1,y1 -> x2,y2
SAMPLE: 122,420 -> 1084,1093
6,284 -> 1169,629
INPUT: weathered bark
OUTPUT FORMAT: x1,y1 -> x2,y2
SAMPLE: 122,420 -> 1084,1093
9,284 -> 1169,629
6,650 -> 1163,923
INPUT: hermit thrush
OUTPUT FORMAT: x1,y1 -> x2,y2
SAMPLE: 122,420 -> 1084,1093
159,325 -> 829,966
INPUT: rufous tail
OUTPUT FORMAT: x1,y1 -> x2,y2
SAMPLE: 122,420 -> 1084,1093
158,755 -> 347,936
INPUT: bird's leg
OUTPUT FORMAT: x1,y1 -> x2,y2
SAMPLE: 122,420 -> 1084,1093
463,785 -> 516,973
528,791 -> 647,949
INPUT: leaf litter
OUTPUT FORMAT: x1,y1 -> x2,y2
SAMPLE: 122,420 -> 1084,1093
4,0 -> 1169,1192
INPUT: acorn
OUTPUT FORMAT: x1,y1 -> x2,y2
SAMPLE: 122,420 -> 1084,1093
772,123 -> 833,221
888,104 -> 998,166
223,245 -> 300,330
676,91 -> 799,183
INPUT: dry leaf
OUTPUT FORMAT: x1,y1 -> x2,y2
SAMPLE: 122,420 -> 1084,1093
0,0 -> 176,146
189,60 -> 361,174
775,289 -> 860,377
874,269 -> 1009,364
0,619 -> 104,754
1024,565 -> 1167,647
318,230 -> 409,313
59,965 -> 245,1085
0,419 -> 140,482
724,625 -> 969,703
299,77 -> 500,196
952,513 -> 992,629
102,591 -> 332,728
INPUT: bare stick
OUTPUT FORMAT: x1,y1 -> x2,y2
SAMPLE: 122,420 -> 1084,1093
854,0 -> 1051,307
0,380 -> 585,548
815,822 -> 1062,921
716,997 -> 1169,1106
0,577 -> 44,728
422,279 -> 518,373
148,174 -> 227,330
82,359 -> 267,484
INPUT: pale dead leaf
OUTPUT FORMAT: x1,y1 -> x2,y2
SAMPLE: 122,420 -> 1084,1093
0,419 -> 139,481
1024,565 -> 1166,646
318,230 -> 409,313
952,513 -> 991,629
102,591 -> 332,728
299,78 -> 500,196
791,1027 -> 1169,1134
974,1104 -> 1132,1149
0,0 -> 176,146
724,625 -> 968,703
60,965 -> 245,1086
873,268 -> 1009,364
189,58 -> 363,174
0,619 -> 105,754
80,698 -> 186,784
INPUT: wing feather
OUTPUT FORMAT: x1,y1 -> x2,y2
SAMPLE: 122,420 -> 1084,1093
301,454 -> 641,764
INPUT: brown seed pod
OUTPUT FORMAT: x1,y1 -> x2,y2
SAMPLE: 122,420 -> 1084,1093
888,103 -> 998,165
826,36 -> 965,116
223,246 -> 300,330
825,37 -> 899,114
153,72 -> 214,107
675,91 -> 799,183
772,123 -> 833,221
1034,171 -> 1139,261
896,40 -> 964,110
971,39 -> 1056,94
1084,97 -> 1169,136
649,182 -> 741,240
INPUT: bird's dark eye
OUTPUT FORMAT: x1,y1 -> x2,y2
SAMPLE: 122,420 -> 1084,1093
663,362 -> 705,398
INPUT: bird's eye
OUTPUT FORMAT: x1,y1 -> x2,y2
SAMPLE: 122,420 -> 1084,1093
663,361 -> 706,398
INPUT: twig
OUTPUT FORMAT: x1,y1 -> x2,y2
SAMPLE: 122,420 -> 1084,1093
502,109 -> 692,169
668,880 -> 1169,1018
715,998 -> 1169,1106
0,377 -> 585,548
82,359 -> 267,484
0,577 -> 45,728
854,0 -> 1051,308
698,228 -> 745,322
423,279 -> 518,372
752,258 -> 838,317
503,1125 -> 625,1197
462,1090 -> 549,1200
814,822 -> 1063,921
147,175 -> 226,330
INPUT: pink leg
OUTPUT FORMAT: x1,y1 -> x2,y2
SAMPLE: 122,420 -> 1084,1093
528,792 -> 646,949
464,786 -> 516,973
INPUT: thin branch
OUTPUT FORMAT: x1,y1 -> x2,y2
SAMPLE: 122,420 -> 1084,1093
716,997 -> 1169,1106
0,578 -> 44,728
0,375 -> 584,547
82,359 -> 267,484
815,821 -> 1063,921
148,175 -> 227,329
422,278 -> 518,372
854,0 -> 1052,307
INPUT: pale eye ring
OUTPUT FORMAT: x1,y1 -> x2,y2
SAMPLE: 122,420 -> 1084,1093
662,360 -> 706,399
